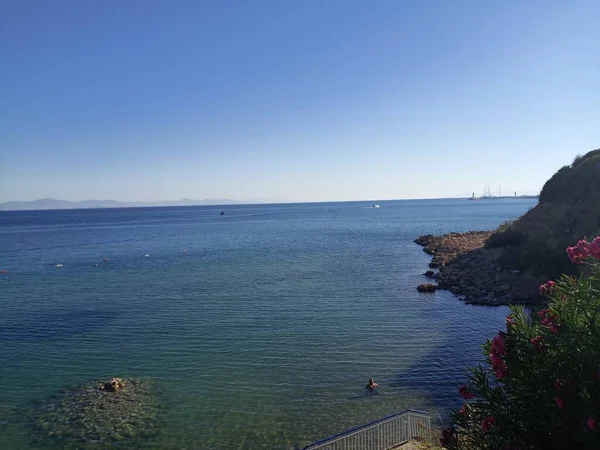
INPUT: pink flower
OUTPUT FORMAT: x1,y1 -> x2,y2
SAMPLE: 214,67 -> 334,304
589,237 -> 600,259
490,352 -> 508,378
538,309 -> 560,333
506,314 -> 515,327
493,364 -> 508,379
491,332 -> 507,355
555,397 -> 565,408
530,336 -> 545,351
458,384 -> 474,399
482,416 -> 495,432
567,240 -> 591,263
459,404 -> 467,415
588,416 -> 597,430
539,280 -> 556,295
489,332 -> 508,379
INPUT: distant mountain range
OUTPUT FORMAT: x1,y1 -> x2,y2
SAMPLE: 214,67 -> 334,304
0,198 -> 247,211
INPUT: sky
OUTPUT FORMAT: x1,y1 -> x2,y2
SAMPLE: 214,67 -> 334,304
1,0 -> 599,203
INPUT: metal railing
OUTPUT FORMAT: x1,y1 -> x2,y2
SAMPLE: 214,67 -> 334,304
303,409 -> 431,450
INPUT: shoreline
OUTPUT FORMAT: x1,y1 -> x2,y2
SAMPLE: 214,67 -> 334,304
415,231 -> 542,306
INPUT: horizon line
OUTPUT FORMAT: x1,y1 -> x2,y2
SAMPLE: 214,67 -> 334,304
0,195 -> 540,212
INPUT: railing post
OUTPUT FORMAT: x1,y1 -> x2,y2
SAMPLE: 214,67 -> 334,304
428,416 -> 432,442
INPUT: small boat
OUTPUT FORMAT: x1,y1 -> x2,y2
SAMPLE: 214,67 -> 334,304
220,211 -> 225,215
372,204 -> 380,208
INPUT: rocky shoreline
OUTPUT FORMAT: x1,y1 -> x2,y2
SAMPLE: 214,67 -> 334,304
414,231 -> 542,306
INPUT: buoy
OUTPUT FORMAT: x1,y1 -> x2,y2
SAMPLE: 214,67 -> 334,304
0,269 -> 8,274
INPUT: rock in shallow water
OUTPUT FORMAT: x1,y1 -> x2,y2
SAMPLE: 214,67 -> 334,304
32,377 -> 160,449
417,283 -> 437,293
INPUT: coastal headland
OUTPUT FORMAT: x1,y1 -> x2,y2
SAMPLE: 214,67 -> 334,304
414,149 -> 600,306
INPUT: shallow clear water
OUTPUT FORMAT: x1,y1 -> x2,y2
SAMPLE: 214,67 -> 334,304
0,198 -> 536,448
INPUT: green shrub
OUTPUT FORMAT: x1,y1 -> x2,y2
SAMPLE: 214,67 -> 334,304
515,236 -> 575,278
485,220 -> 523,248
486,228 -> 525,249
441,238 -> 600,449
497,220 -> 514,233
539,150 -> 600,204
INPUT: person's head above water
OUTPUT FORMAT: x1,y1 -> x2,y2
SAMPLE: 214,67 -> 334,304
368,378 -> 374,383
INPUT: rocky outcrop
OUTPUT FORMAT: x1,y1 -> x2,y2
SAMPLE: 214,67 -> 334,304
34,377 -> 160,448
417,283 -> 437,293
414,231 -> 493,262
99,377 -> 125,392
415,232 -> 542,305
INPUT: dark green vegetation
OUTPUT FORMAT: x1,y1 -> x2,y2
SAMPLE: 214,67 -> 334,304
442,244 -> 600,449
486,149 -> 600,279
31,378 -> 161,449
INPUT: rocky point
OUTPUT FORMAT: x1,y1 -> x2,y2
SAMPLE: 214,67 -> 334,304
414,231 -> 542,306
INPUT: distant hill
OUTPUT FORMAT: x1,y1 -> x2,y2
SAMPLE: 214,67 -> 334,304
0,198 -> 246,211
487,148 -> 600,278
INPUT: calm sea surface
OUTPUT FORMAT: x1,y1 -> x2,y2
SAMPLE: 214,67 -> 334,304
0,199 -> 536,449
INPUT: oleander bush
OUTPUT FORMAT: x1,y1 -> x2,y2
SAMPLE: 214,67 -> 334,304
441,238 -> 600,449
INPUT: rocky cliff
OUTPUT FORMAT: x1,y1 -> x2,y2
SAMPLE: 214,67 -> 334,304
415,148 -> 600,305
486,149 -> 600,280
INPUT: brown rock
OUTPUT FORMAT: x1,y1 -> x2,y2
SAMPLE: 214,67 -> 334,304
414,235 -> 435,246
99,377 -> 125,392
417,283 -> 437,293
414,230 -> 543,306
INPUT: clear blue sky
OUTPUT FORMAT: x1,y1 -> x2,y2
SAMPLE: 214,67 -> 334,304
1,0 -> 598,203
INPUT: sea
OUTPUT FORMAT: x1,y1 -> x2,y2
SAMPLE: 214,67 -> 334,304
0,198 -> 537,449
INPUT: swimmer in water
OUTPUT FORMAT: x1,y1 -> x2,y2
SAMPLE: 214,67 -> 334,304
366,378 -> 378,392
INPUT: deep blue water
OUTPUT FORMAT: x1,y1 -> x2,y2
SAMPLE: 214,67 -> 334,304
0,198 -> 536,448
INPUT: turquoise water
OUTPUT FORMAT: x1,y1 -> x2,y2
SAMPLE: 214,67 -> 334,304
0,199 -> 536,449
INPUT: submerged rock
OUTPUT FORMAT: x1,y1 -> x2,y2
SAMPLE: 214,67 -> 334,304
33,377 -> 160,449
